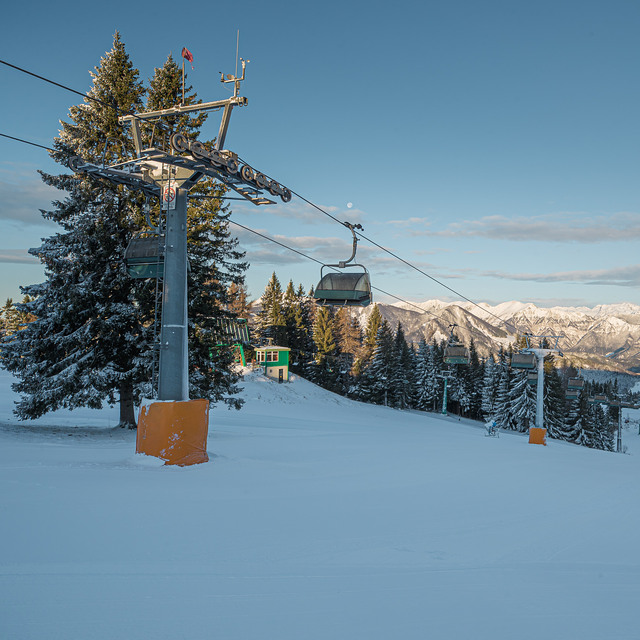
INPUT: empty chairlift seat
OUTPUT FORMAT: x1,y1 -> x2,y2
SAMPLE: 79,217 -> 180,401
124,236 -> 164,279
314,270 -> 372,307
566,377 -> 584,400
511,352 -> 537,369
443,344 -> 470,365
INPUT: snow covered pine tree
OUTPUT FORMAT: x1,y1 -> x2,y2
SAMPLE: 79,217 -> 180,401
1,35 -> 247,426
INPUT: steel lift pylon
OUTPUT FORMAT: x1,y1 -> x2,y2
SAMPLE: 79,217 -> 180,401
68,59 -> 290,464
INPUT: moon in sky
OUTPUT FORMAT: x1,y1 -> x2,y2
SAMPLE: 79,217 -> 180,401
347,202 -> 353,208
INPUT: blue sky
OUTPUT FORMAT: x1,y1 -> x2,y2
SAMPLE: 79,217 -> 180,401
1,0 -> 639,309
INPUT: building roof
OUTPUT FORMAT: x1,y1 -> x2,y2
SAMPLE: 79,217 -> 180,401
255,345 -> 291,351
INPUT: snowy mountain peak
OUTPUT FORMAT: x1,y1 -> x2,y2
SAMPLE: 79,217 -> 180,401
378,299 -> 640,372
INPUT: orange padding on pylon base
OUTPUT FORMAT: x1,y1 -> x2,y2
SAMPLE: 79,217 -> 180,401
136,399 -> 210,466
528,427 -> 547,446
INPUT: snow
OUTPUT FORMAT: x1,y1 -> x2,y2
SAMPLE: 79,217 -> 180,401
392,298 -> 640,324
2,367 -> 640,639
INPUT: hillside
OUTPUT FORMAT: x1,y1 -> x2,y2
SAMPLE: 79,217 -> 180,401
358,299 -> 640,374
1,367 -> 640,639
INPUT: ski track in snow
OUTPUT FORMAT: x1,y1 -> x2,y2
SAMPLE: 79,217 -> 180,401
1,367 -> 640,640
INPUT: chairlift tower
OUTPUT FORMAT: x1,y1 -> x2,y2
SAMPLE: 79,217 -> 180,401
67,57 -> 291,464
512,334 -> 563,445
438,372 -> 455,415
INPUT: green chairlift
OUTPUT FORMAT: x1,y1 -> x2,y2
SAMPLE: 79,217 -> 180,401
124,234 -> 164,279
566,377 -> 584,400
511,352 -> 537,369
314,222 -> 372,307
443,324 -> 470,365
314,268 -> 372,307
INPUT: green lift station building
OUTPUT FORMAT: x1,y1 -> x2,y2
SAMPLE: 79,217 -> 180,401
255,345 -> 291,382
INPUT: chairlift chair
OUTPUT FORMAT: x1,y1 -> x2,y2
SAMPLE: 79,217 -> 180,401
511,352 -> 537,369
314,267 -> 372,307
527,371 -> 538,386
314,222 -> 372,307
124,234 -> 164,279
566,377 -> 584,400
443,344 -> 470,365
443,324 -> 470,365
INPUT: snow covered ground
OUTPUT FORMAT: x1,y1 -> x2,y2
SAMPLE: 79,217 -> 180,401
1,367 -> 640,640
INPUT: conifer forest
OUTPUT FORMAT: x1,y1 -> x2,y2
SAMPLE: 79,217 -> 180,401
251,272 -> 637,453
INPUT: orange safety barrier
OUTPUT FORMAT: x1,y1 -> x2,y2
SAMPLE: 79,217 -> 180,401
136,399 -> 210,466
528,427 -> 547,446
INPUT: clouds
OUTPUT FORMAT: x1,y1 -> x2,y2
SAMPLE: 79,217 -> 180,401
0,249 -> 39,264
0,169 -> 57,265
0,172 -> 58,228
233,226 -> 380,266
388,212 -> 640,243
480,263 -> 640,287
232,199 -> 366,226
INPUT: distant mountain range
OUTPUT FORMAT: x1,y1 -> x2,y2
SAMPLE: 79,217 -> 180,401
354,300 -> 640,374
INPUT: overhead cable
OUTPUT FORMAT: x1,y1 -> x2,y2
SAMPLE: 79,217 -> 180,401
227,219 -> 482,329
236,153 -> 522,336
0,57 -> 523,337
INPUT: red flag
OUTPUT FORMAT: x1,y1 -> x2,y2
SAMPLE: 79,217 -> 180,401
181,47 -> 194,69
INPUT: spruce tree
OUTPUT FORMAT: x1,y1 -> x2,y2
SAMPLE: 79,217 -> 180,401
494,355 -> 514,431
563,396 -> 581,444
509,369 -> 537,432
466,340 -> 484,419
335,308 -> 362,370
281,280 -> 302,350
256,272 -> 285,344
290,284 -> 314,372
389,323 -> 414,409
185,191 -> 247,407
0,299 -> 23,338
573,392 -> 594,447
310,306 -> 338,389
591,403 -> 614,451
480,356 -> 500,420
415,339 -> 439,412
367,320 -> 394,406
227,282 -> 250,319
544,367 -> 569,440
146,54 -> 206,143
1,33 -> 147,427
2,38 -> 247,425
0,299 -> 8,340
312,306 -> 337,364
446,366 -> 467,416
359,304 -> 382,368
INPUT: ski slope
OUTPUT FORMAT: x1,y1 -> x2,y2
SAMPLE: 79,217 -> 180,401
1,367 -> 640,640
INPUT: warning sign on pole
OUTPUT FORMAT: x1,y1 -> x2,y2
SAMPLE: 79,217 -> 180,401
162,182 -> 177,210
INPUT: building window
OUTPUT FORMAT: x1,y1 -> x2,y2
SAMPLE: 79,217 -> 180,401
257,350 -> 279,363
